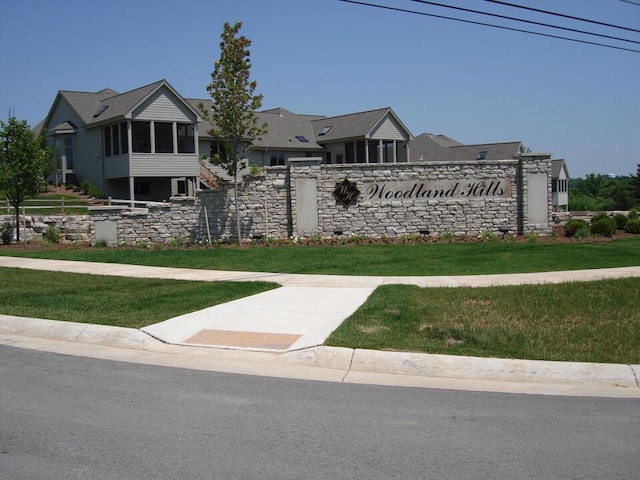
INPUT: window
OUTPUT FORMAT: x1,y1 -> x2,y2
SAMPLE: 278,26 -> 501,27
64,137 -> 74,170
120,123 -> 128,154
553,179 -> 568,193
177,179 -> 187,195
134,181 -> 150,196
345,142 -> 355,164
295,135 -> 308,142
93,105 -> 108,118
132,122 -> 151,153
210,141 -> 228,161
269,151 -> 285,166
111,124 -> 120,156
155,122 -> 173,153
319,126 -> 332,136
477,151 -> 487,160
177,123 -> 195,153
104,126 -> 112,157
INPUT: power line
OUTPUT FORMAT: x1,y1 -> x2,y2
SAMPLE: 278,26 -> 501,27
338,0 -> 640,53
619,0 -> 640,6
408,0 -> 639,45
483,0 -> 640,34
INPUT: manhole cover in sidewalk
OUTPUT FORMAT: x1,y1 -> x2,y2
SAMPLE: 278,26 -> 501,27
184,329 -> 302,350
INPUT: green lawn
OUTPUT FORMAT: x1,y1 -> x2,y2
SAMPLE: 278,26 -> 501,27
1,237 -> 639,276
0,267 -> 277,329
1,239 -> 638,364
325,279 -> 640,364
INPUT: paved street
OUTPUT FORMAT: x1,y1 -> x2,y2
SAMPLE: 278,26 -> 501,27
1,345 -> 638,480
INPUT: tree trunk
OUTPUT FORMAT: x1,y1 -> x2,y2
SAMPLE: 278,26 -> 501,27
234,184 -> 241,247
13,204 -> 20,243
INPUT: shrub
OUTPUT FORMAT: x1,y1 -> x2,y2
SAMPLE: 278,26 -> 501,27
525,232 -> 539,243
628,208 -> 639,220
480,231 -> 498,242
87,184 -> 103,199
564,219 -> 589,238
590,216 -> 616,237
1,222 -> 13,245
79,181 -> 91,195
625,219 -> 640,234
43,225 -> 61,244
613,213 -> 628,230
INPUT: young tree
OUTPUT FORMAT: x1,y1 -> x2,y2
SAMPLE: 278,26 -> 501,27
0,117 -> 54,242
199,21 -> 268,245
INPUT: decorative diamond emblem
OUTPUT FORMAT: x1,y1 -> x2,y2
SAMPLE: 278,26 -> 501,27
333,178 -> 360,207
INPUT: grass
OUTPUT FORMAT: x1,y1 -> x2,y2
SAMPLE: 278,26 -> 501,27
325,278 -> 640,364
1,239 -> 638,363
1,237 -> 639,276
0,194 -> 91,215
0,267 -> 277,329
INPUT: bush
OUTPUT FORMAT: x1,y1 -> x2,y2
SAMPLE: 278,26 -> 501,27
564,219 -> 589,238
613,213 -> 628,230
79,181 -> 91,195
625,219 -> 640,234
590,216 -> 616,237
1,222 -> 13,245
43,225 -> 61,244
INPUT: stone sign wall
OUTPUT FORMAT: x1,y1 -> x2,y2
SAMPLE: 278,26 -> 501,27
87,156 -> 551,245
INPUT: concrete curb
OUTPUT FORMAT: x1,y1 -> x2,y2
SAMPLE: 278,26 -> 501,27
0,314 -> 164,351
4,315 -> 638,390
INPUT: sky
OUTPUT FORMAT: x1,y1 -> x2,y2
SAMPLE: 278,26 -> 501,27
1,0 -> 638,178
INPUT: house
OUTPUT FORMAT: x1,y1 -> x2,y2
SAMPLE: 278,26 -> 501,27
191,103 -> 414,179
38,80 -> 203,202
551,159 -> 570,211
37,78 -> 567,203
409,132 -> 525,162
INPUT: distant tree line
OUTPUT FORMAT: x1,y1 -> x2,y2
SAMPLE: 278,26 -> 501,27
569,164 -> 640,211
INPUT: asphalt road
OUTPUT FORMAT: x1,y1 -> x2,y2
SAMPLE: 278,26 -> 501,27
1,345 -> 638,480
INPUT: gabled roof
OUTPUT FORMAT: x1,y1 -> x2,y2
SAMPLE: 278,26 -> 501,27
254,109 -> 324,150
43,88 -> 119,130
85,80 -> 165,126
409,133 -> 523,162
310,107 -> 411,142
86,79 -> 202,127
552,158 -> 570,178
42,80 -> 202,133
192,102 -> 325,150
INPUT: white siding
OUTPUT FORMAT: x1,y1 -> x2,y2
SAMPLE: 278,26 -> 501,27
133,88 -> 195,122
370,115 -> 409,141
130,154 -> 198,177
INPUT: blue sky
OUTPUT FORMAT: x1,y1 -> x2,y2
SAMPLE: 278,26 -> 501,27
1,0 -> 638,178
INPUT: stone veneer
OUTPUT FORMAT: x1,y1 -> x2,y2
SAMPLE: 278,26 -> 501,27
0,214 -> 92,243
86,156 -> 551,245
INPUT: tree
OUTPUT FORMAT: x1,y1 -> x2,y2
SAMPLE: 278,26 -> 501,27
0,117 -> 54,242
199,21 -> 268,245
632,163 -> 640,203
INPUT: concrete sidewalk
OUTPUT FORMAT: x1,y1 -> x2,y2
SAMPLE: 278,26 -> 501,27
1,256 -> 639,396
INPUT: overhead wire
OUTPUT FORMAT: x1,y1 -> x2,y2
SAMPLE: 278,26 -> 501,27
338,0 -> 640,54
407,0 -> 640,44
483,0 -> 640,33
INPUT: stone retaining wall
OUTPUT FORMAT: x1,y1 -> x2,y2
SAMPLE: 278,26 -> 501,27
0,214 -> 92,243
